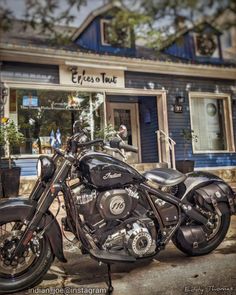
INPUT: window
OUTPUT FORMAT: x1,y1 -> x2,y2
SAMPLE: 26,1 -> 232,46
101,19 -> 113,46
100,19 -> 131,48
194,33 -> 220,58
9,89 -> 105,155
189,93 -> 235,153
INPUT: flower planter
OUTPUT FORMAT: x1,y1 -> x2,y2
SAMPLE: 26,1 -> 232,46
176,160 -> 195,174
0,167 -> 21,198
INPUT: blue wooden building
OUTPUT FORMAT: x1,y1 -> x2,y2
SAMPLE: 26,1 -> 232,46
0,2 -> 236,185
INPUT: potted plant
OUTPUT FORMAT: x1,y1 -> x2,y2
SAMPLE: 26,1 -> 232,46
176,129 -> 198,174
95,123 -> 116,141
0,119 -> 25,198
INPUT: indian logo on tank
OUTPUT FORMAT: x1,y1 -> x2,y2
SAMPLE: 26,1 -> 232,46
103,172 -> 122,180
109,196 -> 126,215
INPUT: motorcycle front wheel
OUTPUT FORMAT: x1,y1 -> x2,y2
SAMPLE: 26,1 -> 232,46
172,205 -> 231,256
0,218 -> 54,294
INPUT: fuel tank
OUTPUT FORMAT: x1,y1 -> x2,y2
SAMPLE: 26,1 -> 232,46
78,152 -> 145,189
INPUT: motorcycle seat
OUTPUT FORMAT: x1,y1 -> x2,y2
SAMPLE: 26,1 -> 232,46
143,168 -> 186,186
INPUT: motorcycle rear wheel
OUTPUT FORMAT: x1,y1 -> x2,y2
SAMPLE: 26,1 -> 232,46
0,219 -> 54,294
172,208 -> 231,256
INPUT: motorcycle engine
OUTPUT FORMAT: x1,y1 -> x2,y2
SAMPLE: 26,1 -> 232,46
102,218 -> 157,257
71,184 -> 157,258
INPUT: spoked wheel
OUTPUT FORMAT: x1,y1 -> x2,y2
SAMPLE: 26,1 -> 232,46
0,219 -> 54,294
172,204 -> 231,256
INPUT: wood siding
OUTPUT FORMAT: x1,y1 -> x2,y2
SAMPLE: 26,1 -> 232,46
75,16 -> 136,56
163,24 -> 223,64
2,62 -> 59,84
75,18 -> 100,51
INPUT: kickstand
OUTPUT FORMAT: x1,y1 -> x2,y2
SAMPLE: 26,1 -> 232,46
106,263 -> 114,294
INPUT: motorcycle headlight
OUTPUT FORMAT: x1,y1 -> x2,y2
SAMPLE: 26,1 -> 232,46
37,156 -> 56,181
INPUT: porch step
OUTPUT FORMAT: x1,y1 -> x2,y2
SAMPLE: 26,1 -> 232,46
131,162 -> 168,173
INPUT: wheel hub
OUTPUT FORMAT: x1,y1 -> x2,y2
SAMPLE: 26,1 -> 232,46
0,230 -> 39,275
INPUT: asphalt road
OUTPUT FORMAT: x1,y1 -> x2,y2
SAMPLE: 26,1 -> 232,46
10,215 -> 236,295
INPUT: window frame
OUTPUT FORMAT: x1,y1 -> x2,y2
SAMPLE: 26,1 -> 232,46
193,33 -> 220,58
100,19 -> 113,46
189,91 -> 235,154
8,88 -> 106,157
100,18 -> 132,48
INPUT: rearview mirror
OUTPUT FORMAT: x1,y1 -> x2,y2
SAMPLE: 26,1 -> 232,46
118,125 -> 127,140
73,120 -> 82,134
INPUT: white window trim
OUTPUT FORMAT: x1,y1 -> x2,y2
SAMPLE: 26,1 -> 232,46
5,82 -> 170,164
193,33 -> 220,58
100,19 -> 112,46
189,91 -> 235,154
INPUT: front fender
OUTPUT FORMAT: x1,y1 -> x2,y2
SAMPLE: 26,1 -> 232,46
0,198 -> 67,262
181,171 -> 236,214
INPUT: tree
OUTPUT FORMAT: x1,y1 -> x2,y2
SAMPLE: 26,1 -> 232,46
0,0 -> 235,48
109,0 -> 236,49
0,0 -> 87,43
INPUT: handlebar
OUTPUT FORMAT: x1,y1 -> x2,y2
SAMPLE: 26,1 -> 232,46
110,138 -> 138,153
119,142 -> 138,153
64,135 -> 138,158
77,139 -> 104,148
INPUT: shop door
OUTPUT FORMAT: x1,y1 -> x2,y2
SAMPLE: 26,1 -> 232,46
107,103 -> 140,163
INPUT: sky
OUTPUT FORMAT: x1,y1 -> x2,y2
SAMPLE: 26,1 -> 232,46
1,0 -> 107,27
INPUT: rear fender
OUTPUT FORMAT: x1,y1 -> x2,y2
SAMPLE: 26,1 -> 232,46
0,198 -> 67,262
182,172 -> 236,215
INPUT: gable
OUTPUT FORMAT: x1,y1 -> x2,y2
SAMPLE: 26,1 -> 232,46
163,22 -> 224,64
73,7 -> 136,56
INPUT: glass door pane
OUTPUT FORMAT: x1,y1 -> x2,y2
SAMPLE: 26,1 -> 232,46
108,102 -> 140,163
114,109 -> 133,145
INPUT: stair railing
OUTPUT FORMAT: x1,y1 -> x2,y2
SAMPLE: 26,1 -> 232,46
156,130 -> 176,169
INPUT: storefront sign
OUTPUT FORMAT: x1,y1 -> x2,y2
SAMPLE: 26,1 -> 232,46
60,65 -> 125,88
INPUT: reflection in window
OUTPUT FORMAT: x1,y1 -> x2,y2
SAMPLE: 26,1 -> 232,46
190,97 -> 227,151
102,19 -> 113,45
10,89 -> 104,155
114,109 -> 132,145
101,19 -> 131,48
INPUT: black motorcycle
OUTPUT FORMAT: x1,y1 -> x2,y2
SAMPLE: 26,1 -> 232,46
0,122 -> 235,294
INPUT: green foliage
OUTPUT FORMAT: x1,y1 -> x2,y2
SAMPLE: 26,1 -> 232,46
113,0 -> 236,49
0,6 -> 13,31
180,128 -> 198,160
108,9 -> 151,48
0,125 -> 5,147
181,128 -> 198,143
5,120 -> 25,152
0,0 -> 87,45
0,0 -> 235,48
95,124 -> 116,140
0,120 -> 25,168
